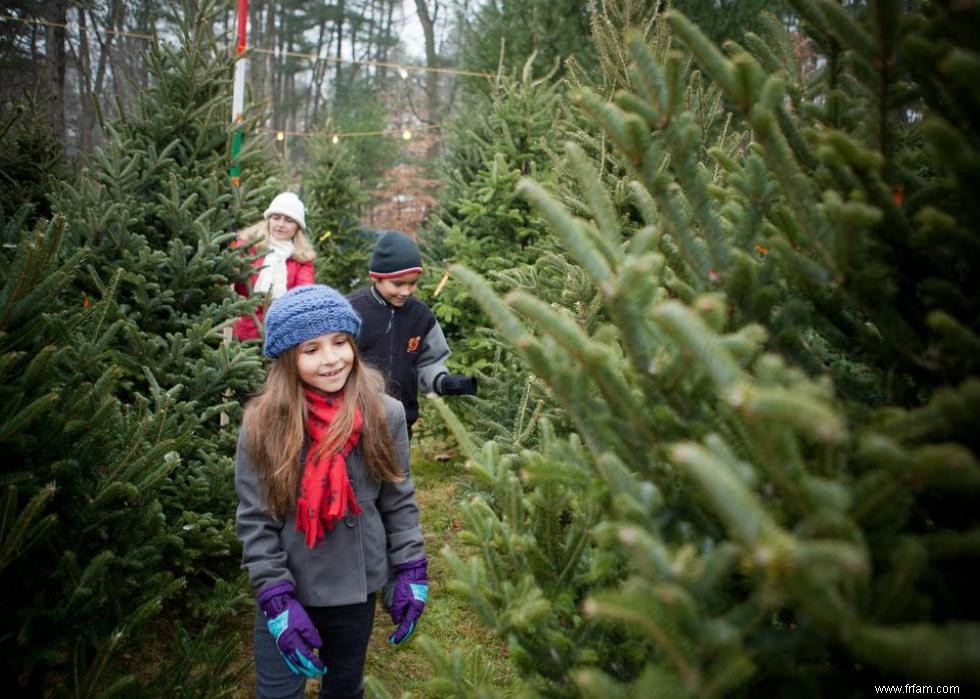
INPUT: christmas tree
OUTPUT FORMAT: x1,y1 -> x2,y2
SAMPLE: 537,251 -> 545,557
416,55 -> 572,443
425,1 -> 980,695
303,122 -> 373,293
0,98 -> 65,225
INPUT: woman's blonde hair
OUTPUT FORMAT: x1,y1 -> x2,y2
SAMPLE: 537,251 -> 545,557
237,219 -> 316,263
242,335 -> 402,519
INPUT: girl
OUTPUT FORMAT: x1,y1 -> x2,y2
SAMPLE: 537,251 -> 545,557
235,284 -> 428,699
232,191 -> 317,342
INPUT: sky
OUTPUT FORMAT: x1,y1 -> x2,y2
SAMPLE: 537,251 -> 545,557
398,0 -> 427,60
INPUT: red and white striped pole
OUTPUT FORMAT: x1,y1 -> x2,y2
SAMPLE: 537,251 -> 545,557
229,0 -> 248,186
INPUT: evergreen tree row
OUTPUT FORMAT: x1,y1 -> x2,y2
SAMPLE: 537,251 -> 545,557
1,2 -> 279,694
418,1 -> 980,695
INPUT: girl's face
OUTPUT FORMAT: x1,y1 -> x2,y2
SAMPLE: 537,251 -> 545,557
296,332 -> 354,394
268,213 -> 300,241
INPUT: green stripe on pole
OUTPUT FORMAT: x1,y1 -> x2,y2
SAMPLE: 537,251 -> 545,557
230,130 -> 243,184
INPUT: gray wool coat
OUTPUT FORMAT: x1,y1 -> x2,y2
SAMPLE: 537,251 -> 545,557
234,394 -> 425,607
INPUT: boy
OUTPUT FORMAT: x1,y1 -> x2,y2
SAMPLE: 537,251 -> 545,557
348,230 -> 477,437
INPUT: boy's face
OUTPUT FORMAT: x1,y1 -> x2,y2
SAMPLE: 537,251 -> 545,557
374,271 -> 421,307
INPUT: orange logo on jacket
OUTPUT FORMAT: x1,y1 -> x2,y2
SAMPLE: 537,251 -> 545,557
407,336 -> 421,352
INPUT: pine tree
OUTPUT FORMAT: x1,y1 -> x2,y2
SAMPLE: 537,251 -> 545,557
417,56 -> 570,443
425,1 -> 980,695
303,122 -> 373,293
1,1 -> 276,693
0,98 -> 65,225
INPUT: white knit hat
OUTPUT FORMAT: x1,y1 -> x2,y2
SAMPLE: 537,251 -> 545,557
263,192 -> 306,231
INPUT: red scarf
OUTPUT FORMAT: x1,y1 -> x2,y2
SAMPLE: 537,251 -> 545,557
295,387 -> 363,548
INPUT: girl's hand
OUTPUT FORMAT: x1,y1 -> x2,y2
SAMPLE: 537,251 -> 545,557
388,556 -> 429,645
258,581 -> 328,677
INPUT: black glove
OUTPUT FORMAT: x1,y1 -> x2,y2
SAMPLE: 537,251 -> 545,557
438,373 -> 478,396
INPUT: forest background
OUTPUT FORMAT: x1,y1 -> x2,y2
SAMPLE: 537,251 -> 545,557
2,0 -> 979,697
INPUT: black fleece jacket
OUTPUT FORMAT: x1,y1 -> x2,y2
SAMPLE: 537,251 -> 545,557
348,285 -> 451,429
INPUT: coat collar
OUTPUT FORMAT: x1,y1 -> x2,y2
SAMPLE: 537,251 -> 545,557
369,284 -> 396,309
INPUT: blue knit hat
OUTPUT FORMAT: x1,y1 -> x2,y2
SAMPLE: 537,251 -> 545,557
263,284 -> 361,358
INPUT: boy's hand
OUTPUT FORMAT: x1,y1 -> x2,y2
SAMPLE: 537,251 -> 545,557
438,373 -> 478,396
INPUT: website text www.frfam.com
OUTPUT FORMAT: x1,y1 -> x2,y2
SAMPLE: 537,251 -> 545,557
874,686 -> 960,694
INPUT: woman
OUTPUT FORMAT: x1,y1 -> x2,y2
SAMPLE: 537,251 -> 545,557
232,191 -> 316,341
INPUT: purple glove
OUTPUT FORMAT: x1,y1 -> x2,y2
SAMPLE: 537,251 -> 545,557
258,581 -> 327,678
388,557 -> 429,645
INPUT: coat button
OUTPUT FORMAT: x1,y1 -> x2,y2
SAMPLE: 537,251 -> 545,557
344,515 -> 358,528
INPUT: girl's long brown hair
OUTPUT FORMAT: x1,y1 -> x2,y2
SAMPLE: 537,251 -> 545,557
242,335 -> 402,519
236,219 -> 317,262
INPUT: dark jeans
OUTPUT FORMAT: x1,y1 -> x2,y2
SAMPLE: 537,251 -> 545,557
253,592 -> 377,699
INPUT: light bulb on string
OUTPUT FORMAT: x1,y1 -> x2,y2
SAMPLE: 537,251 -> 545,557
398,66 -> 409,80
331,135 -> 339,144
276,131 -> 285,141
402,129 -> 412,141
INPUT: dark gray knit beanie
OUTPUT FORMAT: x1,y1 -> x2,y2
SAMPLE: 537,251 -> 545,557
263,284 -> 361,358
368,230 -> 423,279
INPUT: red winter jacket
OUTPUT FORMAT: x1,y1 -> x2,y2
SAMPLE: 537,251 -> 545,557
232,243 -> 315,341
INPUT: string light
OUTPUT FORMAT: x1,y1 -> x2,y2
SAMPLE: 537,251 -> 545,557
251,46 -> 493,79
0,15 -> 495,80
265,123 -> 440,140
1,13 -> 479,146
0,12 -> 154,40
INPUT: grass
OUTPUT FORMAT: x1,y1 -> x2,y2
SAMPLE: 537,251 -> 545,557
233,433 -> 518,698
362,448 -> 516,697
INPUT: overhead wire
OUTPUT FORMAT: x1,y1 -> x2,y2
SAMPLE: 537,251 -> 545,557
1,11 -> 482,142
266,122 -> 441,141
0,13 -> 493,79
0,12 -> 154,40
249,46 -> 492,79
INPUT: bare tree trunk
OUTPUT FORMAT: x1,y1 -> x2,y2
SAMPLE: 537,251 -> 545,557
413,0 -> 441,158
307,22 -> 329,125
381,0 -> 396,76
365,0 -> 379,79
75,2 -> 119,150
76,8 -> 95,152
335,0 -> 345,89
268,0 -> 279,130
105,0 -> 149,121
42,0 -> 69,141
249,0 -> 265,107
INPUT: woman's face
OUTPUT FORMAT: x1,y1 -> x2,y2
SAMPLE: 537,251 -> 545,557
268,213 -> 300,241
296,332 -> 354,394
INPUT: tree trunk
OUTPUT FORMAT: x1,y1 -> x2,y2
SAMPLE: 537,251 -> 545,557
268,0 -> 279,131
335,0 -> 345,89
413,0 -> 441,158
382,0 -> 395,76
76,8 -> 95,152
308,22 -> 329,125
42,0 -> 69,141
